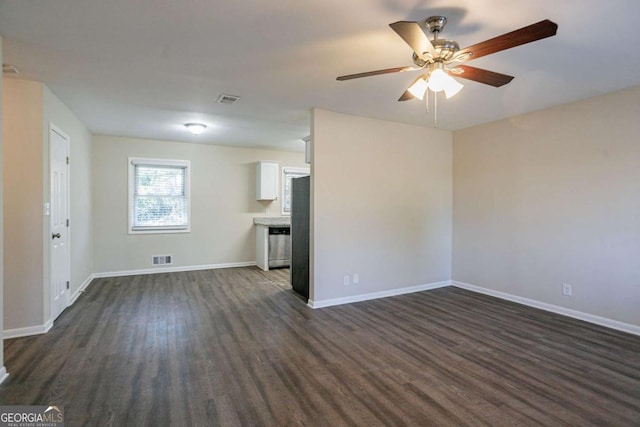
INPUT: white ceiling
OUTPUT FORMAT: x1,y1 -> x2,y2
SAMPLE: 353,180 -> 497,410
1,0 -> 639,152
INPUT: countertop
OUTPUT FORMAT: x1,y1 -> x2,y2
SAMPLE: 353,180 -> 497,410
253,216 -> 290,226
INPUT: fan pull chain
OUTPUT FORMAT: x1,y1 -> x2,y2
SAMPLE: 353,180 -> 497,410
424,91 -> 438,128
425,90 -> 429,115
434,91 -> 438,128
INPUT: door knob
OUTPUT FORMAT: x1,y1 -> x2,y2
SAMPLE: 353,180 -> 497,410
52,233 -> 61,239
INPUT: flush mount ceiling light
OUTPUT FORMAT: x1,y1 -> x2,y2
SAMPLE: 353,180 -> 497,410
184,123 -> 207,135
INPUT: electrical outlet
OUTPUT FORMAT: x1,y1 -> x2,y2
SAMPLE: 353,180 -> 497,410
562,283 -> 572,296
343,275 -> 350,286
353,273 -> 359,285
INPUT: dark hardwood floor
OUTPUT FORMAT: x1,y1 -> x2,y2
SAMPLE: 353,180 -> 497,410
1,267 -> 639,426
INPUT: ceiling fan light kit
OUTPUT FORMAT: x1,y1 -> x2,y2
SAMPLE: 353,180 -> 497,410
407,68 -> 464,101
432,69 -> 464,99
408,77 -> 429,100
337,15 -> 558,108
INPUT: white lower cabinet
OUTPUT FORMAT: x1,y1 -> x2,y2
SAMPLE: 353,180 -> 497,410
256,225 -> 269,271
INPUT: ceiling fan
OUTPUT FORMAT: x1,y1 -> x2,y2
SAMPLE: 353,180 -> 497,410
337,16 -> 558,101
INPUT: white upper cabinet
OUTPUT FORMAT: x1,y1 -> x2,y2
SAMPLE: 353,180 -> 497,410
256,161 -> 279,200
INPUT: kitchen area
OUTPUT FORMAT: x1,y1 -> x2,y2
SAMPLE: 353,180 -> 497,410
253,159 -> 310,300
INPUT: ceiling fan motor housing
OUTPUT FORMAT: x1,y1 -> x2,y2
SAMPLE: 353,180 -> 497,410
410,16 -> 460,63
431,39 -> 460,60
413,39 -> 460,65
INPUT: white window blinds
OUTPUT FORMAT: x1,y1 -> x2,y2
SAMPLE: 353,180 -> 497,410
281,167 -> 310,215
129,158 -> 190,232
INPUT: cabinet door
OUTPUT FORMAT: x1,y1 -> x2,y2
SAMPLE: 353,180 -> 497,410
256,161 -> 278,200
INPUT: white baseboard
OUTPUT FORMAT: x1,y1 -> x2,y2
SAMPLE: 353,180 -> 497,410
4,319 -> 53,340
308,280 -> 450,309
0,367 -> 8,385
93,261 -> 257,278
70,273 -> 96,305
452,280 -> 640,336
4,273 -> 95,339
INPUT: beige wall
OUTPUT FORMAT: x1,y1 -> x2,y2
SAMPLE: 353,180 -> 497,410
0,35 -> 5,376
311,109 -> 452,303
2,79 -> 93,331
453,86 -> 640,326
2,79 -> 44,330
92,135 -> 305,273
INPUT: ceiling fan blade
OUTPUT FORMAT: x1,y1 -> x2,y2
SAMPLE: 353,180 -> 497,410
389,21 -> 436,57
451,65 -> 514,87
457,19 -> 558,62
398,90 -> 414,101
336,66 -> 419,81
398,90 -> 415,101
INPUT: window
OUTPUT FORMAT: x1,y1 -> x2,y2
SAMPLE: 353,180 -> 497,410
128,158 -> 190,234
281,167 -> 310,215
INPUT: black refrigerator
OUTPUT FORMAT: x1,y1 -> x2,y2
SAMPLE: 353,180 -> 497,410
290,176 -> 310,301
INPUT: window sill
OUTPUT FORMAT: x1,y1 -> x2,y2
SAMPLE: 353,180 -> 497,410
128,227 -> 190,235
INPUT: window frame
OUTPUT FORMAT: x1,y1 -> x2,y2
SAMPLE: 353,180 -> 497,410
281,166 -> 310,215
128,157 -> 191,234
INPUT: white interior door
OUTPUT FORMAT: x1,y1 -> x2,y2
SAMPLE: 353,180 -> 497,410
50,125 -> 70,321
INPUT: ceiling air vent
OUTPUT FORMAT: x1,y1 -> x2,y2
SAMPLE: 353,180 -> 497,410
216,94 -> 241,105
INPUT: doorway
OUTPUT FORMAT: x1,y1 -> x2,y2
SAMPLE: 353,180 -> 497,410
49,124 -> 70,321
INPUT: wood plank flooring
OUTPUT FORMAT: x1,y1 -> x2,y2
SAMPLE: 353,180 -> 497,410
1,267 -> 639,426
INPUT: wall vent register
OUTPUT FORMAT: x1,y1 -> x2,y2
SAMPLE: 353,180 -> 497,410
152,255 -> 172,266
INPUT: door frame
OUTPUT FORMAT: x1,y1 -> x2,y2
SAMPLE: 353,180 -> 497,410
49,123 -> 71,320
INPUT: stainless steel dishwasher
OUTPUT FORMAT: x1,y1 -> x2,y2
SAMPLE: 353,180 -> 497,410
268,226 -> 291,268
